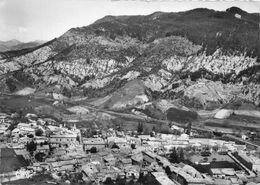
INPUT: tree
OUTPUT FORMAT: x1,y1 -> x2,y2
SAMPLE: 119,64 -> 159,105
62,87 -> 72,98
35,152 -> 46,162
90,147 -> 97,153
165,166 -> 171,176
111,143 -> 120,149
26,140 -> 37,155
137,122 -> 143,134
91,130 -> 97,136
104,177 -> 113,185
179,148 -> 185,162
27,134 -> 34,138
185,123 -> 191,135
212,145 -> 219,152
169,148 -> 178,163
76,135 -> 80,142
8,124 -> 16,131
35,129 -> 43,136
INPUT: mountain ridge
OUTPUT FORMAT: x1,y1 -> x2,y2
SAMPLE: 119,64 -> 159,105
0,7 -> 259,120
0,39 -> 46,52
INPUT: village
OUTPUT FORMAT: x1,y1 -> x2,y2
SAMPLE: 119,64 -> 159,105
1,112 -> 260,185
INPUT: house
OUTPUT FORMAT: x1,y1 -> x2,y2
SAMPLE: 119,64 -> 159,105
0,113 -> 9,124
210,168 -> 235,178
34,136 -> 48,144
150,161 -> 164,172
25,113 -> 37,118
171,125 -> 185,133
90,155 -> 103,163
124,165 -> 140,179
29,163 -> 43,172
17,123 -> 35,129
0,124 -> 9,134
51,160 -> 76,172
16,123 -> 36,136
103,154 -> 116,166
116,158 -> 132,168
242,134 -> 249,140
152,172 -> 177,185
12,143 -> 25,150
138,135 -> 153,142
47,125 -> 60,132
36,119 -> 46,125
53,148 -> 67,156
126,136 -> 141,145
19,136 -> 32,144
29,162 -> 50,173
168,164 -> 205,185
214,179 -> 232,185
36,145 -> 50,154
142,150 -> 157,164
121,158 -> 132,165
21,127 -> 35,136
12,128 -> 20,137
83,138 -> 106,151
43,118 -> 57,125
82,163 -> 99,177
131,152 -> 143,165
49,133 -> 78,145
108,137 -> 128,149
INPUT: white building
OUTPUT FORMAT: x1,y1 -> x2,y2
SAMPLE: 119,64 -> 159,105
83,138 -> 106,151
50,134 -> 78,145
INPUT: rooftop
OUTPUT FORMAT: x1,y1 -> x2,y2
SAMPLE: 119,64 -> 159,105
152,172 -> 177,185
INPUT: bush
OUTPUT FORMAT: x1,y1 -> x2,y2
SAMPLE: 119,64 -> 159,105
35,152 -> 46,162
26,141 -> 37,155
35,129 -> 43,136
90,147 -> 97,153
111,143 -> 120,149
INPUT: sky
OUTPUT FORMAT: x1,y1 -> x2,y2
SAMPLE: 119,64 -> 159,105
0,0 -> 259,42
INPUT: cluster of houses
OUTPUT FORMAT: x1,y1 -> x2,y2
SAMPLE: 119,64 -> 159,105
1,112 -> 260,185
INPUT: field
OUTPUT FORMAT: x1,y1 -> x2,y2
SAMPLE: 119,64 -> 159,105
0,94 -> 51,114
0,148 -> 28,173
0,94 -> 72,119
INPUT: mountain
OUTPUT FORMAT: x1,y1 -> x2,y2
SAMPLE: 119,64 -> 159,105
0,7 -> 259,125
0,39 -> 22,52
0,39 -> 45,52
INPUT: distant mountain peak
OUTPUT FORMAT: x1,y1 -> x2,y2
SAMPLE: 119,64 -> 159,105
0,39 -> 22,45
9,39 -> 21,42
0,39 -> 45,52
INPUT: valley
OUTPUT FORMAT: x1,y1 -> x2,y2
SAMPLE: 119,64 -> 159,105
1,5 -> 260,185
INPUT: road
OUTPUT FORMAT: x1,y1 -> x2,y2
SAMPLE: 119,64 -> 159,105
225,134 -> 260,148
